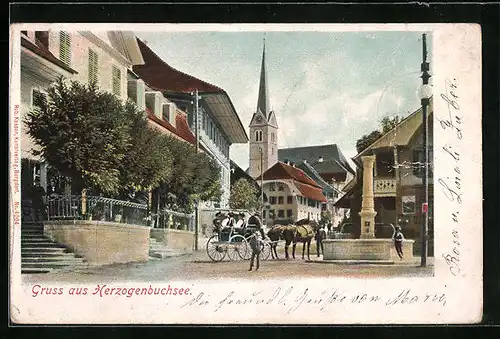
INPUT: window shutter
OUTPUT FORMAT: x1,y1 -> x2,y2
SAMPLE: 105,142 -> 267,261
88,49 -> 99,84
112,66 -> 121,96
32,89 -> 47,109
59,31 -> 71,66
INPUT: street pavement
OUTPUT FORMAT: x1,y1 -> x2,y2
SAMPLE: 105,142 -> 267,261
22,249 -> 434,284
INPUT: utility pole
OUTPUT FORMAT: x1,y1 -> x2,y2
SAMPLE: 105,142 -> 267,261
193,89 -> 201,251
420,33 -> 431,267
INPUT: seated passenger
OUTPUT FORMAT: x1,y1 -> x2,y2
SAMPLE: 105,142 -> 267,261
222,212 -> 235,229
235,213 -> 246,229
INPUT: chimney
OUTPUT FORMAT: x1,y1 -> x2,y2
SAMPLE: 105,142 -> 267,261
318,156 -> 324,163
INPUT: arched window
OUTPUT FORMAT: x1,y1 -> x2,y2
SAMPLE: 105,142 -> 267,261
255,130 -> 263,142
271,132 -> 275,143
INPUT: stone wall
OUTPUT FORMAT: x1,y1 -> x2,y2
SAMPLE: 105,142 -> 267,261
150,228 -> 194,252
44,221 -> 150,266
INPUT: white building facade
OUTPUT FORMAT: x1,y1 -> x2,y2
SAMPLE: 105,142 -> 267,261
20,30 -> 144,213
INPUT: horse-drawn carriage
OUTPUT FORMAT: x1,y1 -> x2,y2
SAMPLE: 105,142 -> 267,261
206,213 -> 273,262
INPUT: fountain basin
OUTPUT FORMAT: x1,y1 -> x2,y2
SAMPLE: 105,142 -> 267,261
323,239 -> 414,261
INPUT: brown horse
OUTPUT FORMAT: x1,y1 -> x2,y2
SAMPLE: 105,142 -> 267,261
268,219 -> 316,260
267,225 -> 286,259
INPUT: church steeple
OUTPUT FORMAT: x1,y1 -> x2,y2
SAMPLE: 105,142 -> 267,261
256,37 -> 270,117
248,36 -> 278,179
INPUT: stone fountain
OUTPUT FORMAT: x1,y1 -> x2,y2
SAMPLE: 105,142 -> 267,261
322,155 -> 414,263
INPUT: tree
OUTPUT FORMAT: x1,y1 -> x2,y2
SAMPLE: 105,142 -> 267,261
117,102 -> 173,198
355,115 -> 402,153
355,130 -> 382,154
229,178 -> 260,211
25,77 -> 132,195
380,115 -> 402,134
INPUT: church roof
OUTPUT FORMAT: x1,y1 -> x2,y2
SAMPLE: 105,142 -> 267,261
256,39 -> 271,118
278,144 -> 355,175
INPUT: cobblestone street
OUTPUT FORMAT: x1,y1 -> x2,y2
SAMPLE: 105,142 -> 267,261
22,249 -> 434,284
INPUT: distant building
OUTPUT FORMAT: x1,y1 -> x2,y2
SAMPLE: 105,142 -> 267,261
256,161 -> 327,225
335,100 -> 434,255
278,144 -> 355,227
133,39 -> 248,209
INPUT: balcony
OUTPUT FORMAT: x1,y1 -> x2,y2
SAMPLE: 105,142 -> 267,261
374,178 -> 397,197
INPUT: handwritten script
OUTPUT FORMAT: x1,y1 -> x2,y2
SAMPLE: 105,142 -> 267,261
438,78 -> 462,276
181,287 -> 447,314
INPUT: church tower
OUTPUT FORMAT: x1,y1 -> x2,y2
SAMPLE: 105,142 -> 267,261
249,38 -> 278,179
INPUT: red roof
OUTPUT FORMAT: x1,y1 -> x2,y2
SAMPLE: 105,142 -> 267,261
294,182 -> 328,203
21,35 -> 78,74
258,162 -> 327,203
146,108 -> 196,144
133,38 -> 223,94
258,161 -> 321,188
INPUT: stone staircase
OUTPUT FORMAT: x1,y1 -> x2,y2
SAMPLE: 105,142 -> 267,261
149,238 -> 190,259
21,223 -> 88,274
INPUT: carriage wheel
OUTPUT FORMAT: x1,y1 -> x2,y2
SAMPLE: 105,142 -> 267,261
260,242 -> 272,260
227,235 -> 248,261
206,235 -> 226,262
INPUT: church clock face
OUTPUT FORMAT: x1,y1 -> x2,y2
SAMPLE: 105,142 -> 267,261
256,116 -> 263,123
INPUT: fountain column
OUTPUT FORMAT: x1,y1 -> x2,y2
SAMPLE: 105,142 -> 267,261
359,155 -> 377,239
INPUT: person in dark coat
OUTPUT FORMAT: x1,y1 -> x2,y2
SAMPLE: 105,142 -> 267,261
315,225 -> 326,257
393,226 -> 405,259
30,179 -> 46,222
248,213 -> 265,271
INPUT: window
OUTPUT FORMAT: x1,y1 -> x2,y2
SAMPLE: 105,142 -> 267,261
278,196 -> 284,205
287,209 -> 293,218
269,196 -> 277,205
278,184 -> 284,191
88,49 -> 99,84
32,89 -> 47,109
287,196 -> 293,204
269,183 -> 276,191
112,66 -> 121,96
59,31 -> 71,66
278,210 -> 285,218
271,133 -> 275,143
255,130 -> 263,142
402,196 -> 416,214
263,210 -> 267,218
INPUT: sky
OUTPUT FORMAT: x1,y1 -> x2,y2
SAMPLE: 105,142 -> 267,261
135,29 -> 432,170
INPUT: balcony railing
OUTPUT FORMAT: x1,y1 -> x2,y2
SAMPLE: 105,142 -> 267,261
374,178 -> 397,196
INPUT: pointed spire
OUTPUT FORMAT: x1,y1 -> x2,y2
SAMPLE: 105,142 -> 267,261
257,35 -> 270,117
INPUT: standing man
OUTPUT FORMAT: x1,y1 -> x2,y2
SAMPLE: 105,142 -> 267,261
315,225 -> 326,257
248,212 -> 265,271
393,226 -> 405,259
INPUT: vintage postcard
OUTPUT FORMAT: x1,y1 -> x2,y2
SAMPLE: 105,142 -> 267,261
9,23 -> 482,324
